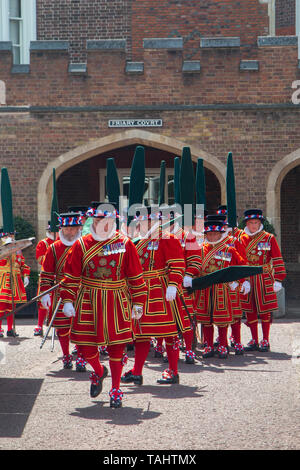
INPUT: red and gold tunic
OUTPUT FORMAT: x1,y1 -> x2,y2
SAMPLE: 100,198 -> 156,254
59,232 -> 147,347
36,237 -> 55,299
195,239 -> 246,326
0,252 -> 30,313
224,230 -> 248,320
173,227 -> 202,318
134,230 -> 191,338
40,240 -> 73,329
239,229 -> 286,314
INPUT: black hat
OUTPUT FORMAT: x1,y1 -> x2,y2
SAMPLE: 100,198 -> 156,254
68,206 -> 89,217
204,218 -> 226,233
87,202 -> 118,219
243,209 -> 264,222
58,212 -> 83,227
217,205 -> 227,215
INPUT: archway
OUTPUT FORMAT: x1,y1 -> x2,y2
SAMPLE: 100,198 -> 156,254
266,147 -> 300,245
37,129 -> 226,240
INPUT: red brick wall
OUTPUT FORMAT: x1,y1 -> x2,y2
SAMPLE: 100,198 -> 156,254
36,0 -> 269,61
0,43 -> 298,107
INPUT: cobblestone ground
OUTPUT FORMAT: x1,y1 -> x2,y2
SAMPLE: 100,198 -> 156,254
0,317 -> 299,451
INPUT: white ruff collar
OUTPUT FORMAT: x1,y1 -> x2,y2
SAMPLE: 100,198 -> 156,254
90,223 -> 116,242
46,231 -> 55,240
244,223 -> 263,237
205,232 -> 228,246
59,230 -> 81,246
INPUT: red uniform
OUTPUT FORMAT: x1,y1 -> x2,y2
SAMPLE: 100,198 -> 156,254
0,252 -> 30,333
224,228 -> 248,351
239,229 -> 286,349
35,237 -> 55,334
40,239 -> 75,368
195,237 -> 246,356
122,228 -> 190,384
59,230 -> 148,405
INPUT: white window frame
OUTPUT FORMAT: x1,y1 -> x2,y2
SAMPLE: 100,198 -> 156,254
99,167 -> 175,206
0,0 -> 36,64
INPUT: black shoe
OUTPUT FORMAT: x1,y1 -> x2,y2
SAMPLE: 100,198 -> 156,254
63,354 -> 73,369
121,370 -> 143,385
154,350 -> 163,358
90,366 -> 108,398
109,388 -> 123,408
185,350 -> 196,364
258,340 -> 270,352
202,346 -> 214,358
244,340 -> 259,352
217,346 -> 228,359
76,357 -> 87,372
234,343 -> 244,355
157,370 -> 179,384
34,327 -> 43,337
7,329 -> 19,337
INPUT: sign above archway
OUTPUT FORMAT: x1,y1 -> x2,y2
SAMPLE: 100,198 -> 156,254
108,119 -> 162,128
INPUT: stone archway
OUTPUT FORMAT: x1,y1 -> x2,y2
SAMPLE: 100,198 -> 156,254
37,129 -> 226,240
266,147 -> 300,246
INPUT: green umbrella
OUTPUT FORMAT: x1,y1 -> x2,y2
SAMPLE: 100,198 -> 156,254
174,157 -> 181,205
180,147 -> 195,226
190,265 -> 263,291
106,158 -> 120,208
226,152 -> 237,229
1,168 -> 14,234
196,158 -> 206,209
158,160 -> 166,206
50,168 -> 59,234
128,146 -> 145,225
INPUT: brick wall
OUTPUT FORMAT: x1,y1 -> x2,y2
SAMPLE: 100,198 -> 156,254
36,0 -> 269,62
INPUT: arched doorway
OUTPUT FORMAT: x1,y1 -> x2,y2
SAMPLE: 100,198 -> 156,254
281,164 -> 300,309
57,144 -> 221,213
38,130 -> 226,240
267,148 -> 300,313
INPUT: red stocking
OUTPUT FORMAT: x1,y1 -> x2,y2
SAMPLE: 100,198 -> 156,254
183,328 -> 193,351
107,344 -> 125,390
132,339 -> 151,375
56,328 -> 70,356
165,336 -> 179,375
77,344 -> 104,377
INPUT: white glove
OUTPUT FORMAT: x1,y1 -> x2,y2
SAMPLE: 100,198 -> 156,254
240,280 -> 251,295
229,281 -> 239,291
166,285 -> 177,301
41,294 -> 51,309
273,281 -> 282,293
132,305 -> 143,320
63,302 -> 76,317
183,275 -> 193,288
23,276 -> 29,288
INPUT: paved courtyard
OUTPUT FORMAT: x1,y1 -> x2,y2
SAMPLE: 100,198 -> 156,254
0,316 -> 299,451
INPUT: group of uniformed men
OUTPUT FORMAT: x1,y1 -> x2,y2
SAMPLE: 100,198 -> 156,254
0,202 -> 286,409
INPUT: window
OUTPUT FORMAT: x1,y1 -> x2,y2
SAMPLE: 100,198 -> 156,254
0,0 -> 36,64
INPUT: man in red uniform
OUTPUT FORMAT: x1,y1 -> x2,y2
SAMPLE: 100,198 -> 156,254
40,212 -> 85,371
239,209 -> 286,352
216,207 -> 250,355
195,217 -> 249,359
0,230 -> 30,337
121,205 -> 192,385
34,221 -> 56,336
59,203 -> 148,408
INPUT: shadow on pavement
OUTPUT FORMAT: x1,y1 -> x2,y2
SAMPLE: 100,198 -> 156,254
70,403 -> 162,425
0,377 -> 44,438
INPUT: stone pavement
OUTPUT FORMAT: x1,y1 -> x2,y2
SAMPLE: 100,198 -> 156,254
0,317 -> 299,451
